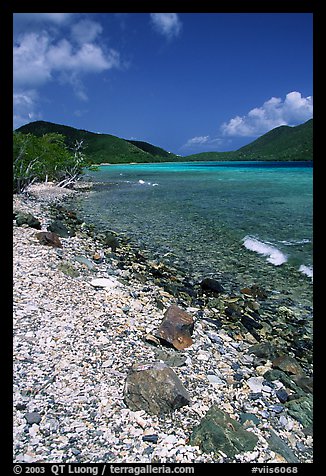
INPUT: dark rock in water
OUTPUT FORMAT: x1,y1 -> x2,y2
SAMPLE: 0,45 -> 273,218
263,369 -> 306,398
155,304 -> 194,350
241,284 -> 268,300
248,342 -> 280,361
47,219 -> 73,238
272,355 -> 304,376
239,412 -> 260,426
200,278 -> 224,295
104,232 -> 120,251
241,314 -> 263,331
24,411 -> 42,425
285,395 -> 313,428
35,231 -> 62,248
123,361 -> 191,415
266,429 -> 300,463
276,388 -> 289,403
15,212 -> 41,229
292,375 -> 313,394
189,404 -> 258,457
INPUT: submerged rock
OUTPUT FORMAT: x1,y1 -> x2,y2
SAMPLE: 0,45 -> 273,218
272,355 -> 304,376
47,219 -> 73,238
190,404 -> 258,457
123,361 -> 191,415
155,304 -> 194,350
200,278 -> 224,296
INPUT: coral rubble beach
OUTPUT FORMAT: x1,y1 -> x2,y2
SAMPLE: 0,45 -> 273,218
13,182 -> 313,464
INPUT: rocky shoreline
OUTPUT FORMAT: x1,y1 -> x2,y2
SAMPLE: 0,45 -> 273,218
13,182 -> 313,464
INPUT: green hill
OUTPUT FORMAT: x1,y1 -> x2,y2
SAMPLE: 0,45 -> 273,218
236,119 -> 313,161
16,118 -> 313,164
126,139 -> 177,159
185,119 -> 313,162
15,121 -> 176,164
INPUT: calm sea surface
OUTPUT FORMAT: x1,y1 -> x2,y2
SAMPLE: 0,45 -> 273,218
73,161 -> 313,307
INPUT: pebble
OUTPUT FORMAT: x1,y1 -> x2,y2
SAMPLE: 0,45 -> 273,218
12,184 -> 313,464
24,412 -> 42,425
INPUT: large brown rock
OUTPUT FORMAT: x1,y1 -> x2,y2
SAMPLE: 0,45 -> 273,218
123,361 -> 191,415
155,304 -> 194,350
35,231 -> 62,248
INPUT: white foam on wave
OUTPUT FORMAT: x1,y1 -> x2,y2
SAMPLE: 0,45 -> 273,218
243,236 -> 288,266
280,238 -> 311,246
138,179 -> 159,187
299,264 -> 313,280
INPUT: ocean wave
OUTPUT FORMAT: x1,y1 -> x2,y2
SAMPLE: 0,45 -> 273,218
279,238 -> 311,246
242,235 -> 288,266
138,179 -> 159,187
299,264 -> 313,280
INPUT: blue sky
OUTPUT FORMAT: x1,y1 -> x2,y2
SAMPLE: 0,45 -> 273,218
13,12 -> 313,155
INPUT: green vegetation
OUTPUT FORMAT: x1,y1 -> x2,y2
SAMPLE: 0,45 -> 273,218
15,118 -> 313,177
13,131 -> 95,193
186,119 -> 313,162
126,139 -> 176,159
16,121 -> 177,164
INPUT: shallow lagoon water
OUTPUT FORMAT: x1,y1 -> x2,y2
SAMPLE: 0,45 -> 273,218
74,161 -> 313,307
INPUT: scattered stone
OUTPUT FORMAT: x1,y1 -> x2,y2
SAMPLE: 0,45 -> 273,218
12,185 -> 313,464
272,355 -> 304,376
200,277 -> 224,295
73,255 -> 96,270
248,341 -> 280,361
104,232 -> 120,251
123,361 -> 191,415
90,277 -> 121,289
207,374 -> 225,386
35,231 -> 62,248
292,375 -> 313,394
266,429 -> 300,463
276,388 -> 289,403
240,284 -> 268,300
142,435 -> 159,444
239,413 -> 260,426
154,349 -> 188,367
246,376 -> 265,393
285,395 -> 313,428
190,404 -> 259,457
155,304 -> 194,350
58,262 -> 79,278
47,219 -> 73,238
15,212 -> 41,229
92,251 -> 104,263
144,333 -> 161,346
24,412 -> 42,425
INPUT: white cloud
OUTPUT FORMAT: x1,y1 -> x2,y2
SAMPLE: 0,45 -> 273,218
184,136 -> 210,146
13,89 -> 41,129
221,91 -> 313,137
182,135 -> 225,150
70,19 -> 103,44
13,28 -> 121,98
150,13 -> 182,40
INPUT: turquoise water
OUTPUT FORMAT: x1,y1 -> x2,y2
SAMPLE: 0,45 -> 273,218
75,161 -> 313,306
